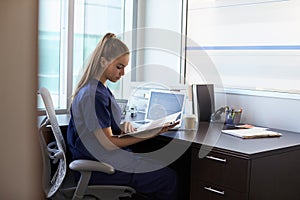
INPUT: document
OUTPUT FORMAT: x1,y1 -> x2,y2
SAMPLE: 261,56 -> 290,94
221,126 -> 282,139
116,112 -> 181,138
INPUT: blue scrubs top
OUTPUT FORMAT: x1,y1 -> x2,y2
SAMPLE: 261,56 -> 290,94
67,79 -> 123,161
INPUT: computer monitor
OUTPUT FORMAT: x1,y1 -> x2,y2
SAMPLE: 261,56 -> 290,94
192,84 -> 215,122
145,90 -> 186,127
116,99 -> 128,119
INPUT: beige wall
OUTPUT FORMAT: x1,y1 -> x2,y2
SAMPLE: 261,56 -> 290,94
0,0 -> 43,199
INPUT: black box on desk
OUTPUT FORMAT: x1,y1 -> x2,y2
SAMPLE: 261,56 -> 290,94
192,84 -> 215,122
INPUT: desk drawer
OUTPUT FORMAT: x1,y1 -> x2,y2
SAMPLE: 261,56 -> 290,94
190,180 -> 248,200
191,148 -> 250,193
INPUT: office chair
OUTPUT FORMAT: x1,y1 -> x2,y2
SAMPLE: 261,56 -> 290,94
38,87 -> 136,200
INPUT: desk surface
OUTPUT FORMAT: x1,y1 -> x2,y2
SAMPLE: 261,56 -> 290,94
162,124 -> 300,159
41,114 -> 300,159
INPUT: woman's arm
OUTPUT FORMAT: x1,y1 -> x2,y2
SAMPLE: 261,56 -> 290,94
93,121 -> 179,151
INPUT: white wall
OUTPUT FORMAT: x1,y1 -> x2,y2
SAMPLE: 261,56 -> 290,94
0,1 -> 42,198
215,92 -> 300,132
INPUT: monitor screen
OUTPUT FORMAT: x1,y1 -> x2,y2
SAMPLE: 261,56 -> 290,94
192,84 -> 215,122
145,90 -> 185,121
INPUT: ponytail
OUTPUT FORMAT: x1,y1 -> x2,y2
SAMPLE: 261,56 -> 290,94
71,33 -> 129,101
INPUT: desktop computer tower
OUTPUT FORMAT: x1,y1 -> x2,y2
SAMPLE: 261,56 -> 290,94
192,84 -> 215,122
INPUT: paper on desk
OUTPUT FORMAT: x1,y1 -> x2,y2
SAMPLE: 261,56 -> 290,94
117,112 -> 181,138
222,127 -> 282,139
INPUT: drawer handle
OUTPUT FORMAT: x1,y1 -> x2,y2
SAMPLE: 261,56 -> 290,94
206,155 -> 227,163
204,186 -> 225,195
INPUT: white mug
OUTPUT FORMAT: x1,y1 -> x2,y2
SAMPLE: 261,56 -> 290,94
184,115 -> 196,130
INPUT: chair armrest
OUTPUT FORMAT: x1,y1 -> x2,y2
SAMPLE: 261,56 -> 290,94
69,159 -> 115,174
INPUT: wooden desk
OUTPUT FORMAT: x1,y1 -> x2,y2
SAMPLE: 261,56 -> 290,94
162,123 -> 300,200
46,115 -> 300,200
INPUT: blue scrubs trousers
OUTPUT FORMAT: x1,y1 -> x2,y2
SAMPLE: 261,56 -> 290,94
86,166 -> 178,200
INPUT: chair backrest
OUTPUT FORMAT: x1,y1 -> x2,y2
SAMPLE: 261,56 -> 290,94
38,87 -> 67,198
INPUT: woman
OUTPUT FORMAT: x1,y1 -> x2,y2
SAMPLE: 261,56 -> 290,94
67,33 -> 178,200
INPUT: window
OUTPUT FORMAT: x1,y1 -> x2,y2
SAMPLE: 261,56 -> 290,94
38,0 -> 131,111
38,0 -> 64,109
131,0 -> 185,85
186,0 -> 300,98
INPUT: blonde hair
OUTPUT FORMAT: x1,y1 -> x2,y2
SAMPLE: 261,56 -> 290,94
72,33 -> 129,100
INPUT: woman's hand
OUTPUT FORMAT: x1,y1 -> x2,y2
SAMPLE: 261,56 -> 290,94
157,120 -> 180,134
120,121 -> 136,134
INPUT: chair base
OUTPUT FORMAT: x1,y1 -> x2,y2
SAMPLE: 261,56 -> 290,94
51,185 -> 135,200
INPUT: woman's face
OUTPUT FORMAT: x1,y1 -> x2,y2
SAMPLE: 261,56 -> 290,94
102,54 -> 129,83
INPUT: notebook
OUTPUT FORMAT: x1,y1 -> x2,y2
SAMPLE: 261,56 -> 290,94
117,112 -> 181,138
133,89 -> 186,129
221,127 -> 282,139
